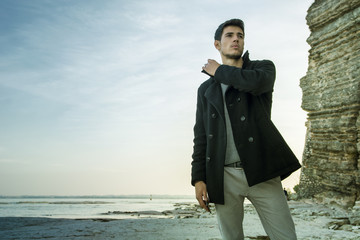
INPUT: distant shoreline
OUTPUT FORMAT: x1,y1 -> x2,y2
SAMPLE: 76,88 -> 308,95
0,194 -> 194,199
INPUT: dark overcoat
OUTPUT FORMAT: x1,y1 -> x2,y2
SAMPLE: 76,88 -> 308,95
191,51 -> 301,204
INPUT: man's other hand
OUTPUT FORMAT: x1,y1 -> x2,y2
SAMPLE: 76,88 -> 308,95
195,181 -> 211,212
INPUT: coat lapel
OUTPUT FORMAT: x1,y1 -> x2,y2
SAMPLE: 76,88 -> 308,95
204,81 -> 225,122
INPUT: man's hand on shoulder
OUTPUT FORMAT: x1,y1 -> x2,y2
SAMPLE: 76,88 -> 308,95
202,59 -> 220,76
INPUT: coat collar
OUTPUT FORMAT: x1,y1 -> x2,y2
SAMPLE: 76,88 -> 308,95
242,50 -> 250,68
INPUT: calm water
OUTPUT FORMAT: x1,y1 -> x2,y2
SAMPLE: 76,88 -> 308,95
0,195 -> 196,219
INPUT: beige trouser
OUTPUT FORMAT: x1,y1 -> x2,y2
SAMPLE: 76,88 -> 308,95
215,167 -> 297,240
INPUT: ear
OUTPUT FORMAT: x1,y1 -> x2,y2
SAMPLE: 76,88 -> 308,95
214,40 -> 221,51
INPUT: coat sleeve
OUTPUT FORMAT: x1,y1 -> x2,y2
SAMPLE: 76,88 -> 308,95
191,87 -> 207,186
213,60 -> 276,96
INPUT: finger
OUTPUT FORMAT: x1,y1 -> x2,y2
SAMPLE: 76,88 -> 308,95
201,194 -> 209,210
203,192 -> 211,212
197,197 -> 206,209
196,193 -> 206,208
196,192 -> 204,203
202,191 -> 208,202
203,198 -> 211,212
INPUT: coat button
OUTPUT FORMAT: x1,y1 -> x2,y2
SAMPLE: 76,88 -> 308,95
208,134 -> 213,139
228,103 -> 234,108
211,113 -> 217,118
248,137 -> 254,142
206,157 -> 211,162
237,97 -> 241,102
240,115 -> 246,121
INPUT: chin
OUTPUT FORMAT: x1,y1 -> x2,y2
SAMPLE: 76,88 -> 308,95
225,54 -> 242,60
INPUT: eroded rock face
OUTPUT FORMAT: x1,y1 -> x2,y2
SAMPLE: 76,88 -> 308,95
299,0 -> 360,208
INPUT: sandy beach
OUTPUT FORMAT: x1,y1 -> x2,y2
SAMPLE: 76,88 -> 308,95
1,200 -> 359,240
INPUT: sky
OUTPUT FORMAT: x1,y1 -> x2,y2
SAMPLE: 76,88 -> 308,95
0,0 -> 313,196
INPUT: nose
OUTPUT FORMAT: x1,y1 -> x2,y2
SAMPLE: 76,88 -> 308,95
233,36 -> 240,42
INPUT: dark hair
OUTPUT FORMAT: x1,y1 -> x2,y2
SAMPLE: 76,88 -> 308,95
214,19 -> 245,41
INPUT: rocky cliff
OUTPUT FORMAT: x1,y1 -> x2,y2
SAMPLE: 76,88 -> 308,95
299,0 -> 360,208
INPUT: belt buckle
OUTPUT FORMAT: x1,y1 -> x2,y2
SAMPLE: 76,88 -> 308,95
234,162 -> 243,170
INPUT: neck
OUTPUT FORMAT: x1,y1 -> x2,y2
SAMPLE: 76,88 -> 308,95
221,56 -> 243,68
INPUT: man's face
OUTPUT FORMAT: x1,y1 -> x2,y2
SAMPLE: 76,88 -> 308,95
215,25 -> 244,60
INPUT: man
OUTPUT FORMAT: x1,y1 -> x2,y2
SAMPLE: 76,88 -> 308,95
191,19 -> 301,240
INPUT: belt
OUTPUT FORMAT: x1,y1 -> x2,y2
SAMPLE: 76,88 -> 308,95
225,162 -> 243,169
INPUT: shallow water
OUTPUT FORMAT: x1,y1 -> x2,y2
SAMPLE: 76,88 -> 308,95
0,195 -> 196,219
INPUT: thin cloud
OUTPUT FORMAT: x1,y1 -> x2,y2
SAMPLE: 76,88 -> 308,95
0,0 -> 313,195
